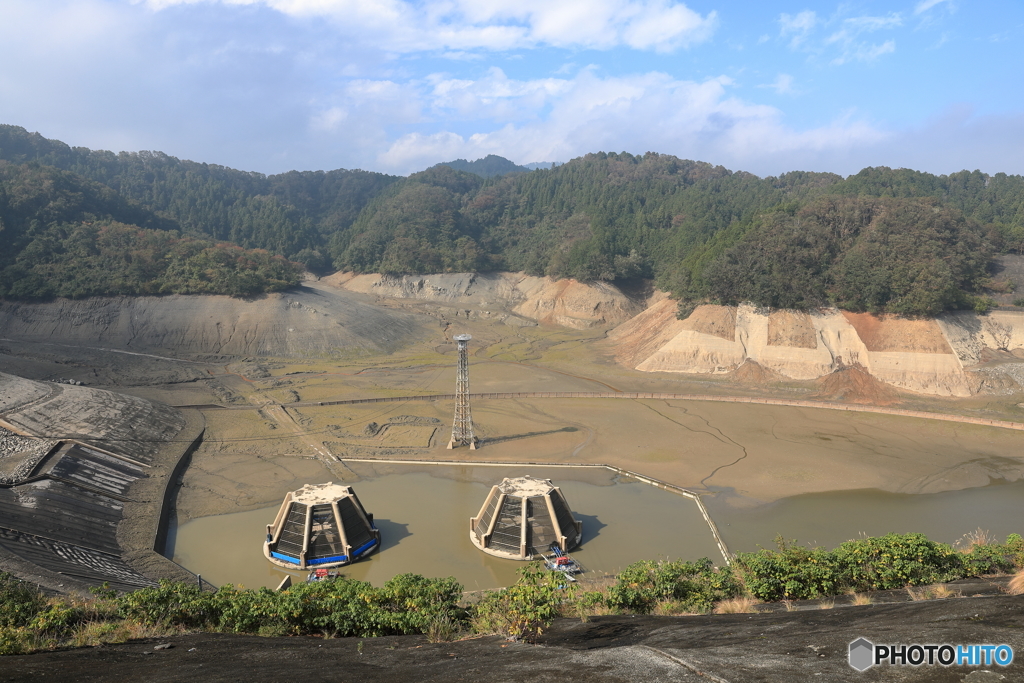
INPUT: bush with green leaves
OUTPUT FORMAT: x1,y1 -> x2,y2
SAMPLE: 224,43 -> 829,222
117,580 -> 218,628
732,539 -> 841,602
734,532 -> 1023,602
605,557 -> 741,614
278,573 -> 464,638
471,564 -> 576,640
960,534 -> 1024,576
0,573 -> 47,628
830,533 -> 963,592
116,574 -> 464,638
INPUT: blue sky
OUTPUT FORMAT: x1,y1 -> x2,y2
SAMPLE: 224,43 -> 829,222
1,0 -> 1022,177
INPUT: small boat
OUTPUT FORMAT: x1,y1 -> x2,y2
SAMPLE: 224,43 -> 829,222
307,567 -> 342,582
543,543 -> 583,581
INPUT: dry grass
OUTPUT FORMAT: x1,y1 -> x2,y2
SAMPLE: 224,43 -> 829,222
652,601 -> 702,617
1008,570 -> 1024,596
713,597 -> 760,614
818,600 -> 835,610
850,593 -> 872,606
907,584 -> 961,601
782,600 -> 797,612
929,585 -> 961,599
425,615 -> 460,643
957,528 -> 997,552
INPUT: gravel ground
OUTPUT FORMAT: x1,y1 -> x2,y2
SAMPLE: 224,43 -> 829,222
0,427 -> 57,484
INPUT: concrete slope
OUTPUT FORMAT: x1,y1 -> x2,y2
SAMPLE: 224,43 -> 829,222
0,372 -> 198,592
0,281 -> 425,358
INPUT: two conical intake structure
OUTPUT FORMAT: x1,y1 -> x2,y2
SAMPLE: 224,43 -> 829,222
265,476 -> 584,569
264,482 -> 380,569
447,333 -> 477,449
469,476 -> 582,560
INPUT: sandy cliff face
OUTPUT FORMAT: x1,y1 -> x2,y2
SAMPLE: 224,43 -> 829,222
610,299 -> 1024,397
326,272 -> 645,329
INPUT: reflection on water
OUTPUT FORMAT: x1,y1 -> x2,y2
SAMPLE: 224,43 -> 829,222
706,479 -> 1024,553
169,467 -> 722,590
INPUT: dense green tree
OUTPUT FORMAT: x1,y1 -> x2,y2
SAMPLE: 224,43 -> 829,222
700,196 -> 991,316
2,125 -> 1023,313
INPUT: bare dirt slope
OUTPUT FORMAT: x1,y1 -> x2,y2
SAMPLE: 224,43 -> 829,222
0,281 -> 425,358
609,299 -> 1024,398
326,272 -> 646,329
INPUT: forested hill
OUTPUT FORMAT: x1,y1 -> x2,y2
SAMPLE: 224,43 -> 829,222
433,154 -> 531,177
0,162 -> 302,300
3,123 -> 1024,315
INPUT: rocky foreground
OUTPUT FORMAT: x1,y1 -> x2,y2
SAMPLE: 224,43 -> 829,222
2,582 -> 1020,683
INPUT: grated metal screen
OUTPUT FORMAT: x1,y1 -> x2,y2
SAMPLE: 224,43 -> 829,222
488,496 -> 523,554
525,495 -> 557,556
273,502 -> 307,559
550,491 -> 579,548
307,503 -> 346,560
473,491 -> 500,540
337,496 -> 373,550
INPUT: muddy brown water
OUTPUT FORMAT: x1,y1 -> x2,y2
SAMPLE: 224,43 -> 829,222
170,466 -> 1024,591
168,466 -> 723,591
704,479 -> 1024,553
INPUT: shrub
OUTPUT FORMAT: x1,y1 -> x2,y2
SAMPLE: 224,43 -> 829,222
0,627 -> 31,655
472,564 -> 575,640
274,573 -> 464,638
0,573 -> 47,628
606,557 -> 740,614
117,580 -> 218,628
736,534 -> 972,601
735,539 -> 841,601
212,585 -> 286,634
831,533 -> 963,591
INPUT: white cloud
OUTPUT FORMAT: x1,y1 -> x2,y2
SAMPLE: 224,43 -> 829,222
139,0 -> 717,53
761,73 -> 795,95
426,67 -> 572,120
826,14 -> 902,64
914,0 -> 954,15
355,69 -> 888,174
779,10 -> 817,48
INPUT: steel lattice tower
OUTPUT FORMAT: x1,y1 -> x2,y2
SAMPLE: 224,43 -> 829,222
447,334 -> 477,450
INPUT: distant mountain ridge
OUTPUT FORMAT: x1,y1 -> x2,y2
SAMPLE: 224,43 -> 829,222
434,154 -> 531,178
2,124 -> 1024,316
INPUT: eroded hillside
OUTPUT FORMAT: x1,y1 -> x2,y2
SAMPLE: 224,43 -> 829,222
608,298 -> 1024,397
2,269 -> 1023,399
